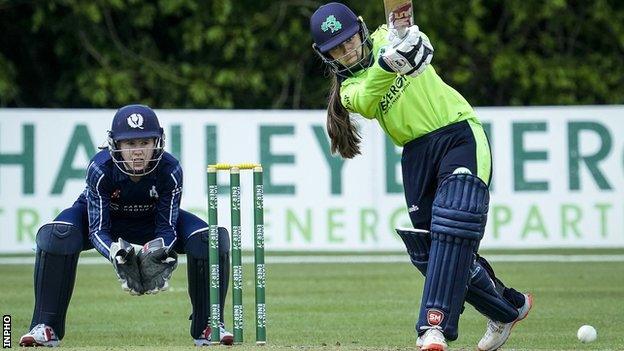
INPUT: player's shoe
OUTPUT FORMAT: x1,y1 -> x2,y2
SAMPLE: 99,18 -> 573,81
416,334 -> 423,348
420,327 -> 447,351
19,324 -> 60,347
477,293 -> 533,351
194,322 -> 234,346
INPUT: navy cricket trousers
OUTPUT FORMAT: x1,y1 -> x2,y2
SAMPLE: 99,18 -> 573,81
401,120 -> 492,231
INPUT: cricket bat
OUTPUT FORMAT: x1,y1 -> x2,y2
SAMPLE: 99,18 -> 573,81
383,0 -> 414,38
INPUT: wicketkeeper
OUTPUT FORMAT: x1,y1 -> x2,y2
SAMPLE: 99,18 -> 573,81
19,104 -> 233,347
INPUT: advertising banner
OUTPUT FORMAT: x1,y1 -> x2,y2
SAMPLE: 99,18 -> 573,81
0,106 -> 622,252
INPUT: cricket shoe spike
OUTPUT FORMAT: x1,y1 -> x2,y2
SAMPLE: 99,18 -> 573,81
194,323 -> 234,346
19,324 -> 60,347
477,293 -> 533,351
420,327 -> 447,351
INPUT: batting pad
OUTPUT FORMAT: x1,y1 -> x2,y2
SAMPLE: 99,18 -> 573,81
468,261 -> 519,323
395,228 -> 430,275
417,174 -> 489,341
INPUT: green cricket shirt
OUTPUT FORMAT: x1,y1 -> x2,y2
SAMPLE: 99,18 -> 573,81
340,25 -> 481,147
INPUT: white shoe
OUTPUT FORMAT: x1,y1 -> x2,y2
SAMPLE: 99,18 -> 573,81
477,293 -> 533,351
19,324 -> 60,347
420,327 -> 447,351
194,322 -> 234,346
417,335 -> 423,348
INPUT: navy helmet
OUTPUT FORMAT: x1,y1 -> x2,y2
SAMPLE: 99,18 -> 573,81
310,2 -> 373,77
107,104 -> 165,176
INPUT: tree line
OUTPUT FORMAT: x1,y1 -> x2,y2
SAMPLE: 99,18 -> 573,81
0,0 -> 622,108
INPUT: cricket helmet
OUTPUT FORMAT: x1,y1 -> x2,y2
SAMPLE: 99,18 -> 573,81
107,104 -> 165,176
310,2 -> 373,77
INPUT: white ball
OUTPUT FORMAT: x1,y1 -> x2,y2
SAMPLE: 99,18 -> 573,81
577,325 -> 597,343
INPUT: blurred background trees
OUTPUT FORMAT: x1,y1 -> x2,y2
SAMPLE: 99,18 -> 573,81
0,0 -> 622,108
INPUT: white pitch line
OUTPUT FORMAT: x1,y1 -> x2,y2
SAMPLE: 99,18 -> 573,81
0,254 -> 623,265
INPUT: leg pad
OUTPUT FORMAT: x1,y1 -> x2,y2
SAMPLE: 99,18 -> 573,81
417,174 -> 490,341
185,227 -> 230,338
30,223 -> 82,340
395,228 -> 430,276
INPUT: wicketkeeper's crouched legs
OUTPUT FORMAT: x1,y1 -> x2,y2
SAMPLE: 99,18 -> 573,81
29,222 -> 83,340
185,227 -> 230,339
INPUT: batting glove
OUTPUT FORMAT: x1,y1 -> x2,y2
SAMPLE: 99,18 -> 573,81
379,25 -> 434,77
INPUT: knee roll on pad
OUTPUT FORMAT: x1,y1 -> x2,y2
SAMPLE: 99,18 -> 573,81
31,222 -> 82,340
417,174 -> 490,341
430,173 -> 489,241
36,222 -> 83,255
183,229 -> 208,259
184,227 -> 230,259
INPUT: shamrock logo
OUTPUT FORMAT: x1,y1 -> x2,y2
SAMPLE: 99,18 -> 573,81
127,113 -> 144,129
321,15 -> 342,33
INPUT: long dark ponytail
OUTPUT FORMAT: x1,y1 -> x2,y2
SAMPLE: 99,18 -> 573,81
326,75 -> 361,159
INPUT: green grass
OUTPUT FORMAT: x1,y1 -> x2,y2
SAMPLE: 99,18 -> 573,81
1,253 -> 623,350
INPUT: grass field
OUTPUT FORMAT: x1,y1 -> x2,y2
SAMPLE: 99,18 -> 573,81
1,250 -> 623,350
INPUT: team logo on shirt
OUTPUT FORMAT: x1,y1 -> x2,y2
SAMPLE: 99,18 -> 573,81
321,15 -> 342,33
149,185 -> 159,199
127,113 -> 144,129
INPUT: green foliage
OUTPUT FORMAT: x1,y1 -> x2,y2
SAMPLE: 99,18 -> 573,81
0,0 -> 622,108
0,54 -> 18,105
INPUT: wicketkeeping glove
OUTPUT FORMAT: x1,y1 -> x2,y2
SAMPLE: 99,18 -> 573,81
378,25 -> 434,77
110,238 -> 144,295
138,238 -> 178,294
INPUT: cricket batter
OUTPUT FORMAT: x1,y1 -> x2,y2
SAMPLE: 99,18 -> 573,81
19,105 -> 233,347
310,3 -> 532,350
